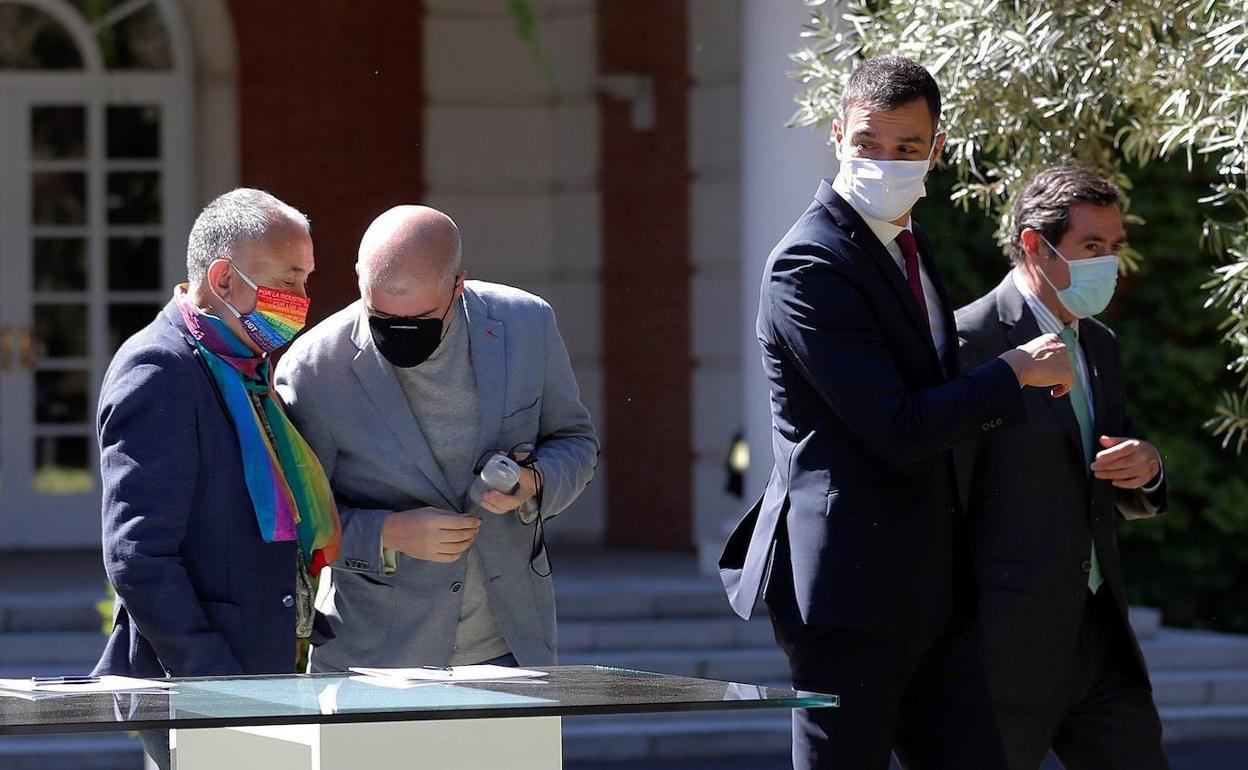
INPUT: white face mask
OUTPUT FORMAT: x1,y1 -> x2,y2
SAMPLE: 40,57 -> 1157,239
834,135 -> 938,222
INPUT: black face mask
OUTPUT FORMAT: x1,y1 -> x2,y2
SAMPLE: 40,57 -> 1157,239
368,293 -> 456,369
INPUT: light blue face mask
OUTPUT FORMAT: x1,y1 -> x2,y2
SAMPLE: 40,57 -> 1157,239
1037,235 -> 1120,319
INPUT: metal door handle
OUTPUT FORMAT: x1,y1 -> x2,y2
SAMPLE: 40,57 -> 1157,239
0,326 -> 10,372
18,326 -> 35,370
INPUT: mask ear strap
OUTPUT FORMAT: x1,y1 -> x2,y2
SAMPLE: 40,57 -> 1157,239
1038,234 -> 1066,263
229,262 -> 260,290
207,259 -> 245,318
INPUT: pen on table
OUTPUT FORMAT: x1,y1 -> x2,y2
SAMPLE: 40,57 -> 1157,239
31,676 -> 101,685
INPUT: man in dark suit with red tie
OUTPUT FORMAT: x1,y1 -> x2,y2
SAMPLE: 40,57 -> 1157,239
719,56 -> 1076,769
955,166 -> 1168,769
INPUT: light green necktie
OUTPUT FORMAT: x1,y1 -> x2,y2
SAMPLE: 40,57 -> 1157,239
1059,326 -> 1104,593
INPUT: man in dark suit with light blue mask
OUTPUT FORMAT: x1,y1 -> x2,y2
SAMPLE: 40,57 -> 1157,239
719,55 -> 1076,769
955,166 -> 1168,770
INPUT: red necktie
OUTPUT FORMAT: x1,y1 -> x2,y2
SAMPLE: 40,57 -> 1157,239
895,230 -> 929,328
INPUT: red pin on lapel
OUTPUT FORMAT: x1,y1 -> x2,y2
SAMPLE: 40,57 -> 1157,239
486,329 -> 497,338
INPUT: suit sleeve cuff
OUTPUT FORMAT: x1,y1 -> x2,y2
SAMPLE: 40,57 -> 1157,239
1141,466 -> 1165,495
335,506 -> 391,577
977,357 -> 1027,429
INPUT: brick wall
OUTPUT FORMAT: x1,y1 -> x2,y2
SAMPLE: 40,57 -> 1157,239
599,0 -> 693,549
227,0 -> 425,320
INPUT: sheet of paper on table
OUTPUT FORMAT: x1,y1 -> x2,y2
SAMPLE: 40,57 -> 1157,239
348,665 -> 547,683
0,675 -> 175,699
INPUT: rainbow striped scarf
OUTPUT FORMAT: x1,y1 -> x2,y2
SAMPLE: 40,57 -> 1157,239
175,286 -> 341,575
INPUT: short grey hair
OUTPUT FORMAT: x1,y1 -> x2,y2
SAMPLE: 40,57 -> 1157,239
185,188 -> 310,285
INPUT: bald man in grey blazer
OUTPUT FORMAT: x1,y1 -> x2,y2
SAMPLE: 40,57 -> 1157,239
275,206 -> 598,671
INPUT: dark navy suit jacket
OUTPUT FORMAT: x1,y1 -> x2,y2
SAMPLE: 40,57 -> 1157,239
721,181 -> 1026,634
955,275 -> 1165,704
93,300 -> 298,678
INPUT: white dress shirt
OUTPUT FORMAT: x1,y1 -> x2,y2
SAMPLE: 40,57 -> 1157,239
1012,268 -> 1094,424
1011,267 -> 1163,495
833,176 -> 948,364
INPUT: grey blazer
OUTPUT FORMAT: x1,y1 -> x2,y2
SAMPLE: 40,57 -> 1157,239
274,281 -> 599,670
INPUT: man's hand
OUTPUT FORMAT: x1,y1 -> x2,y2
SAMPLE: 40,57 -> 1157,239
1000,333 -> 1073,398
1091,436 -> 1162,489
480,467 -> 539,515
381,507 -> 481,563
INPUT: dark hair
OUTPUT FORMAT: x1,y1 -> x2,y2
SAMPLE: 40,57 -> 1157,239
842,55 -> 942,130
1009,166 -> 1121,264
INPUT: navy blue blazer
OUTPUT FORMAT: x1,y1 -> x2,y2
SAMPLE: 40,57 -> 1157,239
721,181 -> 1026,634
93,300 -> 298,678
955,275 -> 1165,704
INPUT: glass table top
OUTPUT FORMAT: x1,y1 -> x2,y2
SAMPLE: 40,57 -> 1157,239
0,666 -> 838,735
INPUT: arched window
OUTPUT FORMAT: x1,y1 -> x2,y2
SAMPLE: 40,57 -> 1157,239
0,0 -> 194,547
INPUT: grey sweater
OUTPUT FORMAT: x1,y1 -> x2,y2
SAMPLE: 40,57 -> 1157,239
393,299 -> 510,664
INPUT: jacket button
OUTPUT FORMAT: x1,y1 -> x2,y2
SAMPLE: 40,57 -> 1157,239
451,582 -> 463,593
1080,560 -> 1092,573
281,594 -> 295,608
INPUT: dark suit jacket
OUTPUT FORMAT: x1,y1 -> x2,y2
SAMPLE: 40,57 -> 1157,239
93,300 -> 299,678
954,275 -> 1166,705
720,181 -> 1026,634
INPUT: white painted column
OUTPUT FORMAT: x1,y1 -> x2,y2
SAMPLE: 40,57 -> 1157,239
422,0 -> 605,545
737,1 -> 834,533
689,0 -> 745,573
182,0 -> 239,204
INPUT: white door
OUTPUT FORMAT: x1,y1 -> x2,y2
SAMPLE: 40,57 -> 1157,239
0,0 -> 193,548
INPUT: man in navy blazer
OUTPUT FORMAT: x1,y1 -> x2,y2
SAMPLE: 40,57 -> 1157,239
93,189 -> 319,769
955,167 -> 1168,769
720,56 -> 1075,769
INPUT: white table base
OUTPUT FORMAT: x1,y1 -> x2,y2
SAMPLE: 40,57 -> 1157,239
172,715 -> 562,769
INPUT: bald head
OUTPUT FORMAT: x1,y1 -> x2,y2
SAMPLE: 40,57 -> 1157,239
357,206 -> 462,296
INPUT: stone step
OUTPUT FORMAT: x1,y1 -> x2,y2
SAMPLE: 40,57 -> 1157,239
556,582 -> 731,620
1132,606 -> 1163,639
566,653 -> 1248,712
1152,670 -> 1248,707
1142,629 -> 1248,671
0,632 -> 105,670
0,733 -> 142,770
0,592 -> 106,633
563,702 -> 1248,762
562,712 -> 793,762
1160,704 -> 1248,743
559,617 -> 775,653
560,647 -> 791,683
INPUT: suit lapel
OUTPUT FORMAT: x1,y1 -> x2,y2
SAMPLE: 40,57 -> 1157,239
817,183 -> 935,349
998,278 -> 1086,464
463,287 -> 506,466
1082,325 -> 1110,445
348,306 -> 458,508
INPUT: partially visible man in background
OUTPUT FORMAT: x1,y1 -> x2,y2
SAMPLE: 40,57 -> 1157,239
94,189 -> 341,769
276,205 -> 598,673
956,165 -> 1168,770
